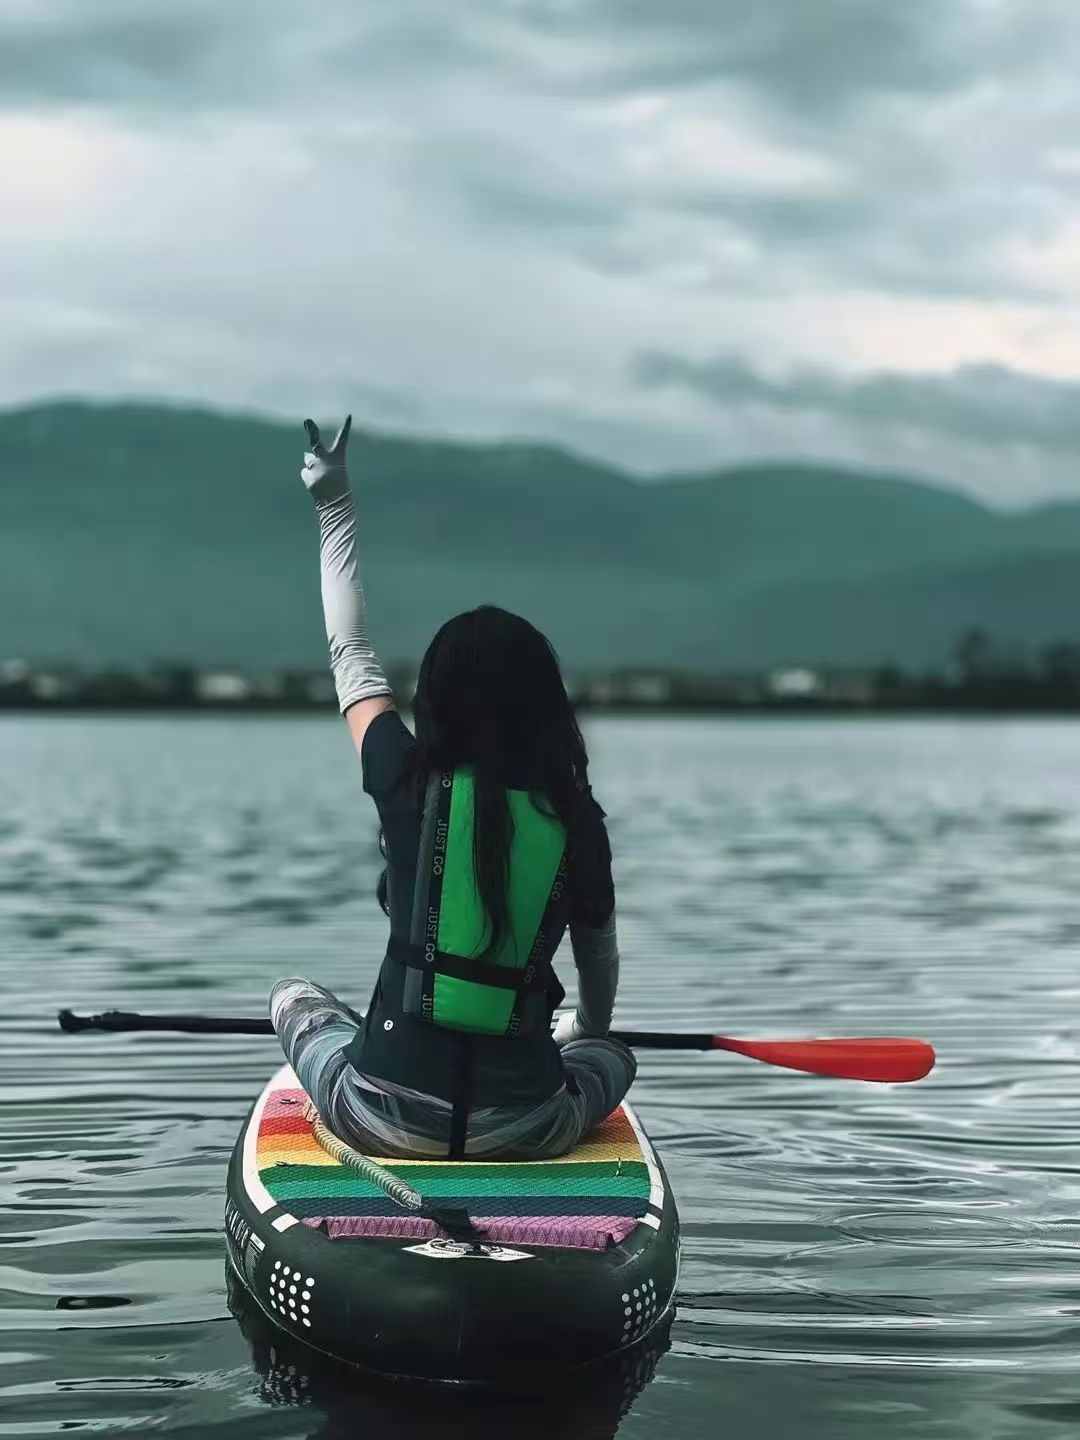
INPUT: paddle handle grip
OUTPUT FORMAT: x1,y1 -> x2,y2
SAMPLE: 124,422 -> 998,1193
58,1009 -> 275,1035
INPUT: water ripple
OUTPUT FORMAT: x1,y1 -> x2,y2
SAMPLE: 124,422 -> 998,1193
3,715 -> 1080,1437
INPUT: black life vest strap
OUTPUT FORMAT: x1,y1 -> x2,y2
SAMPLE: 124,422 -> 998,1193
449,1034 -> 471,1161
387,935 -> 553,994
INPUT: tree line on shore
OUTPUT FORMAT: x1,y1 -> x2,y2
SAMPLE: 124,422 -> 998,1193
3,630 -> 1080,712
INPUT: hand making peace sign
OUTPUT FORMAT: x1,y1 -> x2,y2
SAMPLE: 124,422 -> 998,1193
301,414 -> 353,503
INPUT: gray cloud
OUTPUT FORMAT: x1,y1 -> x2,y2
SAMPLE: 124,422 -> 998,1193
514,0 -> 977,111
1,1 -> 1080,503
0,3 -> 485,109
635,352 -> 1080,454
0,3 -> 262,106
0,1 -> 1064,120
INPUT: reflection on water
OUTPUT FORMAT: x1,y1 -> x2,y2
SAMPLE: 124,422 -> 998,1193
3,715 -> 1080,1437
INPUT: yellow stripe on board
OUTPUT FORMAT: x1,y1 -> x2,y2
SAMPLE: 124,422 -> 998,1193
257,1104 -> 644,1171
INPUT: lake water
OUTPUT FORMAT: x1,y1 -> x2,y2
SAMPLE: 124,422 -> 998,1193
3,714 -> 1080,1438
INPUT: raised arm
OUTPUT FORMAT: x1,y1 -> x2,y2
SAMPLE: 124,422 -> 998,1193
301,415 -> 394,758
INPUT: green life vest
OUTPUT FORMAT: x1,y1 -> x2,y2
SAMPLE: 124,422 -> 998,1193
392,769 -> 568,1038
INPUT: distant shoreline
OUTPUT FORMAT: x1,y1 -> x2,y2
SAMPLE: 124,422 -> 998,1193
4,697 -> 1080,718
5,637 -> 1080,716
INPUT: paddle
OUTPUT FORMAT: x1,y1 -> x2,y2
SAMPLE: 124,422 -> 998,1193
57,1009 -> 934,1083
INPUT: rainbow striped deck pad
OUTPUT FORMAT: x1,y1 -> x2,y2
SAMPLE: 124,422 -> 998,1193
246,1065 -> 662,1252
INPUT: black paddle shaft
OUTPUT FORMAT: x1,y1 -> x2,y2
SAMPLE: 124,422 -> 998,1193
613,1029 -> 714,1050
57,1009 -> 716,1049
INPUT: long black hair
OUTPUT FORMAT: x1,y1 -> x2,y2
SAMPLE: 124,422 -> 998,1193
378,606 -> 611,955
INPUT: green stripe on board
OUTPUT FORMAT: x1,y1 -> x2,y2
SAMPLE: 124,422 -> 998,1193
260,1161 -> 650,1202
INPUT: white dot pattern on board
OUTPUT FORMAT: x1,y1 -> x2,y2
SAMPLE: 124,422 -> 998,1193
619,1275 -> 662,1345
268,1266 -> 317,1327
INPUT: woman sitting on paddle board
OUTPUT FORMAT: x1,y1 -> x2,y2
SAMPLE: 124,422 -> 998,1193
269,414 -> 635,1160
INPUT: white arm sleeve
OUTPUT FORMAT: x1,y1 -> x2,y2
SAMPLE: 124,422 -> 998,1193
568,910 -> 620,1036
314,490 -> 393,714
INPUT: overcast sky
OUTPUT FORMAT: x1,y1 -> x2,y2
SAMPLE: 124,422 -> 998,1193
2,0 -> 1080,504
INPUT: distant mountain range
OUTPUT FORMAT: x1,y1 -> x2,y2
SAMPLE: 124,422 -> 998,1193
3,399 -> 1079,671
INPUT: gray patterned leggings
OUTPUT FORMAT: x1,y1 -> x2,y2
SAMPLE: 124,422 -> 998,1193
269,977 -> 637,1161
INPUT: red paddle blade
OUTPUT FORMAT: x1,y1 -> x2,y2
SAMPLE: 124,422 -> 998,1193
712,1035 -> 935,1083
